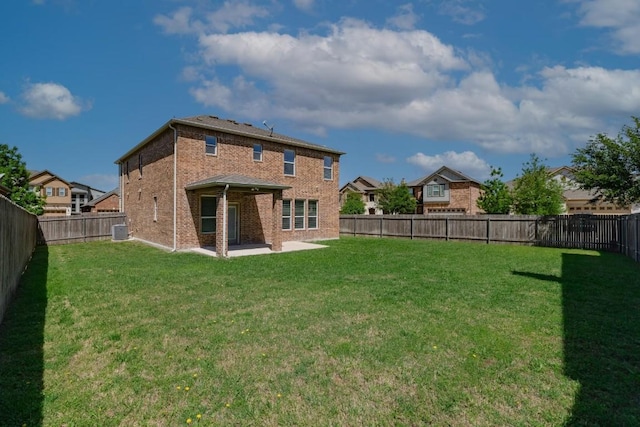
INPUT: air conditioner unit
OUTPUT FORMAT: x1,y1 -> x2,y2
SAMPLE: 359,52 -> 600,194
112,224 -> 129,241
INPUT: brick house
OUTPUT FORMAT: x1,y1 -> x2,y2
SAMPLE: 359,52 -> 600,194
81,188 -> 120,213
339,176 -> 383,215
407,166 -> 482,215
115,115 -> 344,256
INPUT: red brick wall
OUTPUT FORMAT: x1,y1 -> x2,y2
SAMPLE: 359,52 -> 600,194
121,124 -> 341,249
92,194 -> 119,213
421,182 -> 482,214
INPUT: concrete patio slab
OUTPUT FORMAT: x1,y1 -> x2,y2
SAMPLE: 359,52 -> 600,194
191,241 -> 328,258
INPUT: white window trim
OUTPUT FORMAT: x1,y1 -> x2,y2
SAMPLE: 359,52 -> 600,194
205,136 -> 218,156
427,183 -> 445,197
45,187 -> 53,197
153,196 -> 158,222
294,199 -> 305,230
253,143 -> 263,162
308,200 -> 318,229
323,156 -> 333,180
282,199 -> 292,231
284,149 -> 295,176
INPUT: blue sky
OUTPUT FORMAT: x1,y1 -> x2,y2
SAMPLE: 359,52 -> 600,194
1,0 -> 639,191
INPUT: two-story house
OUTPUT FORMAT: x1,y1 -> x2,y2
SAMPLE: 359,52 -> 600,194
115,115 -> 344,257
339,176 -> 383,215
28,170 -> 72,216
407,166 -> 482,215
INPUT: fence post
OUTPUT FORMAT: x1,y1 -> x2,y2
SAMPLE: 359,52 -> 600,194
445,217 -> 449,241
353,216 -> 356,237
534,217 -> 539,243
486,217 -> 491,244
83,216 -> 87,243
410,215 -> 414,240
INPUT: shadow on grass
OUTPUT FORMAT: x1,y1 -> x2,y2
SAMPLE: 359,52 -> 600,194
514,251 -> 640,425
0,245 -> 48,427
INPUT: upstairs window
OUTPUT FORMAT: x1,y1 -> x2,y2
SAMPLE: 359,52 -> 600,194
284,149 -> 295,176
45,187 -> 53,197
205,136 -> 217,155
138,153 -> 143,176
426,183 -> 445,197
201,196 -> 217,233
369,193 -> 375,202
323,156 -> 333,180
125,161 -> 130,180
253,143 -> 263,161
59,187 -> 66,197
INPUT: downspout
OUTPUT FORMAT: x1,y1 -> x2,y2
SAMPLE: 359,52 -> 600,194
222,184 -> 229,257
169,123 -> 178,252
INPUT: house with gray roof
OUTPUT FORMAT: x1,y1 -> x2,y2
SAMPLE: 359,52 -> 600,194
339,176 -> 383,215
408,166 -> 483,215
115,115 -> 344,257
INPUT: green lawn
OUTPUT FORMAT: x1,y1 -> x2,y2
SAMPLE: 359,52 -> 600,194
1,237 -> 639,426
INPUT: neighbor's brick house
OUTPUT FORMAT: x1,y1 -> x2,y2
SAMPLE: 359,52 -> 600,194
339,176 -> 383,215
408,166 -> 482,215
115,115 -> 344,256
81,188 -> 120,213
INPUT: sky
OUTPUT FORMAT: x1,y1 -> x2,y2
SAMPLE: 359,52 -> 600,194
1,0 -> 639,191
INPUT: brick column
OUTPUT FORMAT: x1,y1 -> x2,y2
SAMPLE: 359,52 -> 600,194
215,189 -> 226,257
271,190 -> 283,252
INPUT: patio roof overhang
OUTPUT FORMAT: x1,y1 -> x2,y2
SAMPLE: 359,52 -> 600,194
185,174 -> 291,193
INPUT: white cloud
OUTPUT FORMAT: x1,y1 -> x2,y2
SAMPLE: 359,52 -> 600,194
154,2 -> 269,35
572,0 -> 640,54
158,12 -> 640,158
387,4 -> 420,30
439,0 -> 485,25
0,92 -> 9,104
20,82 -> 89,120
293,0 -> 314,12
407,151 -> 491,179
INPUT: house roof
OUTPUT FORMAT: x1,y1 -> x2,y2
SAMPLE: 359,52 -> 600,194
339,175 -> 383,193
84,188 -> 120,207
115,115 -> 345,164
407,166 -> 481,187
70,181 -> 106,194
28,170 -> 71,187
185,174 -> 292,192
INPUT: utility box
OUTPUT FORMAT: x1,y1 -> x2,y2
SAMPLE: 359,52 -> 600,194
112,224 -> 129,241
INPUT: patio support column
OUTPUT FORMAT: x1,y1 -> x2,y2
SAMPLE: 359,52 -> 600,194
271,190 -> 283,252
215,189 -> 226,258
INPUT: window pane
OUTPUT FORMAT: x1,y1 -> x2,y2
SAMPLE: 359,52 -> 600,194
295,200 -> 305,216
308,200 -> 317,216
284,149 -> 295,162
206,136 -> 217,154
308,217 -> 317,229
253,144 -> 262,161
202,218 -> 216,233
282,217 -> 291,230
282,199 -> 291,230
324,156 -> 332,168
284,163 -> 294,175
201,197 -> 216,216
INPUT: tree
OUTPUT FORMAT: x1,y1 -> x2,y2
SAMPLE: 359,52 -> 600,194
511,154 -> 564,215
0,144 -> 45,215
340,191 -> 365,214
476,167 -> 513,214
571,117 -> 640,206
376,179 -> 417,214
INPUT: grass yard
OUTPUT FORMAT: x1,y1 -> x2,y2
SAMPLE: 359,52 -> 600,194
1,237 -> 639,426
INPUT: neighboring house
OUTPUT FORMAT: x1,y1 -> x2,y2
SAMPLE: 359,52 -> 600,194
81,188 -> 120,213
28,170 -> 72,217
114,115 -> 344,256
70,182 -> 106,214
547,166 -> 631,215
339,176 -> 383,215
407,166 -> 482,215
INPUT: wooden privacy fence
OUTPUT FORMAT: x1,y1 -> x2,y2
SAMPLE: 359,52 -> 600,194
0,196 -> 38,325
340,214 -> 640,262
37,213 -> 127,245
